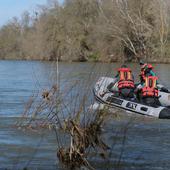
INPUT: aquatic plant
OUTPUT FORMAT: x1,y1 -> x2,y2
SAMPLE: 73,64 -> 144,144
15,62 -> 135,170
57,109 -> 110,170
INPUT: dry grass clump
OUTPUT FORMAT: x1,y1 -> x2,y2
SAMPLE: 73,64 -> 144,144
16,78 -> 111,170
57,110 -> 109,170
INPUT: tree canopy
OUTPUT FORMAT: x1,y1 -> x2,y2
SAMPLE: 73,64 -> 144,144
0,0 -> 170,62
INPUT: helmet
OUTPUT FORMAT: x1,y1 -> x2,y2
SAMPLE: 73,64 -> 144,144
147,64 -> 153,69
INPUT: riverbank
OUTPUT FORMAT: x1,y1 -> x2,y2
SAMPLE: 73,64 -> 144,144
1,0 -> 170,68
1,56 -> 170,64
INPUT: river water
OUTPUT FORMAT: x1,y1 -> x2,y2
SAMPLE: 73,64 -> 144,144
1,60 -> 170,170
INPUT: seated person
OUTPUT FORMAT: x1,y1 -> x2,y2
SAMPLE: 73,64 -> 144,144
140,62 -> 169,93
116,65 -> 135,98
136,76 -> 161,106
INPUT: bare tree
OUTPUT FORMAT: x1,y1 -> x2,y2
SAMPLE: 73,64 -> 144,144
154,0 -> 169,58
0,0 -> 170,61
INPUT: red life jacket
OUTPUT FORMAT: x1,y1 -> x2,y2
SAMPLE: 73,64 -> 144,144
142,76 -> 158,97
118,68 -> 135,89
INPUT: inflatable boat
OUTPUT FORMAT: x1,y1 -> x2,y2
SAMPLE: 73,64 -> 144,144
93,77 -> 170,119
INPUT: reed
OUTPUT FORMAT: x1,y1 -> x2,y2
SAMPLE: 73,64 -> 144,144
16,62 -> 134,169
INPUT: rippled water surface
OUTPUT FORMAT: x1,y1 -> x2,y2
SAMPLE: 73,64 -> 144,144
1,60 -> 170,169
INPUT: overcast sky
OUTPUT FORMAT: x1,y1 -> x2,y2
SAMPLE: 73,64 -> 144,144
0,0 -> 50,26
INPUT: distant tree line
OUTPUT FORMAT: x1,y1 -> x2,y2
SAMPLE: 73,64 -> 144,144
0,0 -> 170,62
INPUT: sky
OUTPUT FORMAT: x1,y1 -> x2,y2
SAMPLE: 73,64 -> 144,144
0,0 -> 49,26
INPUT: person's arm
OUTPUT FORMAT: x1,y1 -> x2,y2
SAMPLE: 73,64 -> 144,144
149,70 -> 159,84
150,70 -> 156,76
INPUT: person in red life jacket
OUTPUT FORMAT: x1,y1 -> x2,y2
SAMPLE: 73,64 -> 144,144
139,60 -> 169,93
116,65 -> 135,98
136,61 -> 157,99
137,75 -> 161,106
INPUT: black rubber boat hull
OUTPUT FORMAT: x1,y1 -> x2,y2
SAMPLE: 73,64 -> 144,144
159,108 -> 170,119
